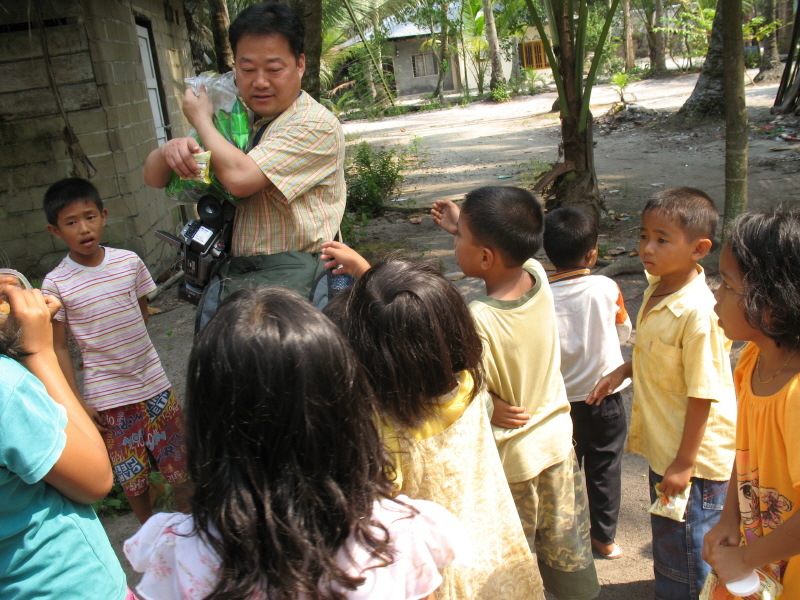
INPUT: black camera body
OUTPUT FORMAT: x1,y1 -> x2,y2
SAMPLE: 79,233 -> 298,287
156,195 -> 236,304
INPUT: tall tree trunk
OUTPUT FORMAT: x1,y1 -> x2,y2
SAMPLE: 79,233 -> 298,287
287,0 -> 323,99
755,0 -> 783,83
778,0 -> 794,54
183,0 -> 206,75
482,0 -> 505,90
433,2 -> 450,105
652,0 -> 667,74
623,0 -> 635,72
723,0 -> 748,237
678,0 -> 725,116
208,0 -> 234,73
551,2 -> 600,214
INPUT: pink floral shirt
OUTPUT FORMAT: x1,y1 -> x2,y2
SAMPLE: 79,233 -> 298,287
124,496 -> 467,600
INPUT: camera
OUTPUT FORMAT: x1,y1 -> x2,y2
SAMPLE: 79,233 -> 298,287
155,194 -> 235,304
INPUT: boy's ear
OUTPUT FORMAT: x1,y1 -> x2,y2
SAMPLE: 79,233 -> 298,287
585,246 -> 599,267
692,237 -> 713,260
46,224 -> 63,240
100,208 -> 108,224
481,246 -> 494,270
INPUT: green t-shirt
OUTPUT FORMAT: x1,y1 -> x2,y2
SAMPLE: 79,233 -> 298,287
0,355 -> 127,599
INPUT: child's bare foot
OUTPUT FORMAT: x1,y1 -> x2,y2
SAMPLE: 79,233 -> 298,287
431,198 -> 460,235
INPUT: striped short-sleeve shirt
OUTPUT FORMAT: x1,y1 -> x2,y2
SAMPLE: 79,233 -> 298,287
42,247 -> 170,411
232,91 -> 346,256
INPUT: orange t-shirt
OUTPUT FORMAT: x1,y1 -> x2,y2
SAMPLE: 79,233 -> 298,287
733,342 -> 800,597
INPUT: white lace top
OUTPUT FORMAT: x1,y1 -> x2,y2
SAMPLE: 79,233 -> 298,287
124,495 -> 467,600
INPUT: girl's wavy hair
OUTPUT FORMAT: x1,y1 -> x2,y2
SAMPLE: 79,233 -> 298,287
729,208 -> 800,351
186,287 -> 397,600
326,258 -> 485,430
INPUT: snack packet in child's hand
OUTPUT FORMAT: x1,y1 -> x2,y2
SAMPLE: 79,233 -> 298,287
648,482 -> 692,522
180,150 -> 212,184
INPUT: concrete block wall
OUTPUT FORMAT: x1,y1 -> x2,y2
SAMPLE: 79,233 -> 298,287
0,0 -> 191,281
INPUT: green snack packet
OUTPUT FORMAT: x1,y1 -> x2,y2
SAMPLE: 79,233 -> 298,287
230,99 -> 249,151
215,110 -> 233,145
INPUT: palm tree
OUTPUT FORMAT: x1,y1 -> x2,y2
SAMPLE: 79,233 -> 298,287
679,0 -> 724,117
481,0 -> 505,91
523,0 -> 620,212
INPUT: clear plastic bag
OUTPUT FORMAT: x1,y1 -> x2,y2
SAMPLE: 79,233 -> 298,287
165,71 -> 251,204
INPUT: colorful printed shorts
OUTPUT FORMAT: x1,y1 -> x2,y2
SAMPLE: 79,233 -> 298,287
101,388 -> 188,496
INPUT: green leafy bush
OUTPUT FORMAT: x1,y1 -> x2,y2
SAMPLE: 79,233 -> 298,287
345,142 -> 416,218
491,80 -> 511,103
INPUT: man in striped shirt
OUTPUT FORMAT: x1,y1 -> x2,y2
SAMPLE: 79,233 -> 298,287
143,2 -> 345,321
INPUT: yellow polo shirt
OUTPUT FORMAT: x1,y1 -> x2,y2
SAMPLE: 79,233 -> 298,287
627,266 -> 736,481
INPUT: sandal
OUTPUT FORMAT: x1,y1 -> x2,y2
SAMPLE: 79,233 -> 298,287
591,538 -> 623,560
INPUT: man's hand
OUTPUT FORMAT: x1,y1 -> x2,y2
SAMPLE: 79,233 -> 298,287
320,241 -> 371,278
158,137 -> 204,180
181,85 -> 215,129
489,392 -> 531,429
431,198 -> 460,235
659,458 -> 693,497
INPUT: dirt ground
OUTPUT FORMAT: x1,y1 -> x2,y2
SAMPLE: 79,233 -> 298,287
104,70 -> 798,598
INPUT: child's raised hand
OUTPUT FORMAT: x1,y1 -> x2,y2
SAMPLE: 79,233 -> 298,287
431,198 -> 460,235
320,241 -> 371,278
2,285 -> 59,356
489,392 -> 531,429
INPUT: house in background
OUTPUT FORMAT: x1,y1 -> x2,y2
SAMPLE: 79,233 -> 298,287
388,20 -> 553,98
386,21 -> 463,97
0,0 -> 192,281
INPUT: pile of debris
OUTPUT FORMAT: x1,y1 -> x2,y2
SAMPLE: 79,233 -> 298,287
597,104 -> 666,133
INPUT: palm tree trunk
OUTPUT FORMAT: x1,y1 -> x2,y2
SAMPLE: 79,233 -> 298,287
755,0 -> 783,83
481,0 -> 505,90
208,0 -> 234,73
679,0 -> 725,116
287,0 -> 322,99
623,0 -> 635,72
723,0 -> 748,237
183,0 -> 206,75
652,0 -> 667,74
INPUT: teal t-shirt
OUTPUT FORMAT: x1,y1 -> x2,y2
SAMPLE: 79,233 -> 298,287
0,355 -> 127,599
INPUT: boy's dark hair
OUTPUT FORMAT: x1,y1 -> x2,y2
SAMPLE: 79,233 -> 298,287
186,286 -> 396,600
42,178 -> 103,227
461,186 -> 544,267
730,208 -> 800,351
642,187 -> 718,241
543,206 -> 599,269
229,2 -> 304,60
325,259 -> 485,431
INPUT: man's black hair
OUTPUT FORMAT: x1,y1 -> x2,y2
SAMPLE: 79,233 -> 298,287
461,186 -> 544,268
42,178 -> 103,227
543,206 -> 599,270
229,2 -> 304,60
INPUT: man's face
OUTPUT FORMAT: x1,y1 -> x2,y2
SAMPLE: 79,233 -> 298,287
234,33 -> 305,119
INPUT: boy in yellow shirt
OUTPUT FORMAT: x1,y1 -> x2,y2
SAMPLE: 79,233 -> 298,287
588,187 -> 737,600
433,187 -> 599,600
